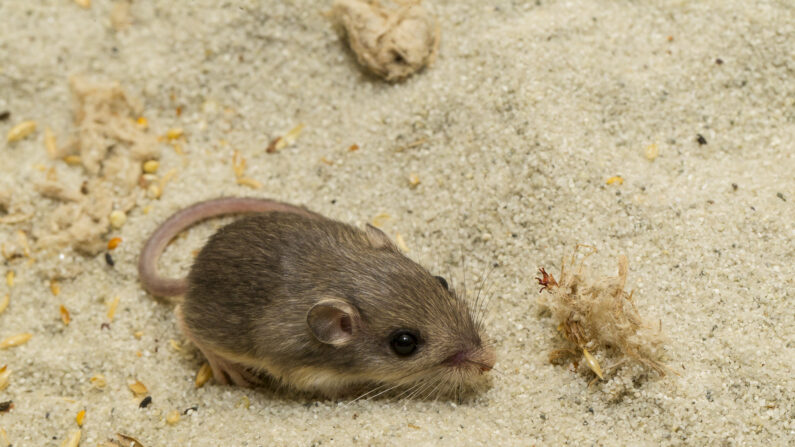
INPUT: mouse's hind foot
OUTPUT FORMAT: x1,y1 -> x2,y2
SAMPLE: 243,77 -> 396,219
175,305 -> 263,387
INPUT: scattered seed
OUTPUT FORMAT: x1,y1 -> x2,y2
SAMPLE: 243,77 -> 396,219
105,252 -> 115,267
394,232 -> 409,252
172,142 -> 184,155
128,380 -> 148,396
236,177 -> 262,189
110,210 -> 127,228
408,173 -> 421,188
0,333 -> 32,349
644,143 -> 659,161
60,305 -> 71,326
147,184 -> 162,199
116,433 -> 144,447
75,409 -> 85,427
0,401 -> 12,413
166,128 -> 183,140
139,396 -> 153,408
582,348 -> 604,379
348,144 -> 359,152
266,136 -> 284,153
237,395 -> 250,409
696,134 -> 707,145
0,365 -> 10,391
232,150 -> 246,178
5,271 -> 14,287
169,339 -> 181,351
50,278 -> 61,296
107,237 -> 122,250
319,156 -> 334,166
106,296 -> 120,321
0,294 -> 8,315
136,117 -> 148,129
73,0 -> 90,8
142,160 -> 159,174
606,176 -> 624,186
61,429 -> 81,447
133,331 -> 144,339
408,423 -> 421,430
90,374 -> 107,389
45,127 -> 57,158
194,363 -> 212,388
372,213 -> 391,227
166,410 -> 180,425
6,120 -> 37,143
63,155 -> 82,165
283,123 -> 305,145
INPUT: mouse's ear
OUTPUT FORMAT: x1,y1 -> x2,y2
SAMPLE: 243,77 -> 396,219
365,224 -> 395,250
307,298 -> 360,346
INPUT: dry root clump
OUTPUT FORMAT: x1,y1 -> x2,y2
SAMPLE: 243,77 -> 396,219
536,247 -> 668,383
331,0 -> 440,82
34,77 -> 158,254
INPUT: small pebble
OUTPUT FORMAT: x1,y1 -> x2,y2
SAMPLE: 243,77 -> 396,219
110,210 -> 127,228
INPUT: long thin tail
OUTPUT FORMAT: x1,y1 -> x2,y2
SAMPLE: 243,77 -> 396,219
138,197 -> 319,297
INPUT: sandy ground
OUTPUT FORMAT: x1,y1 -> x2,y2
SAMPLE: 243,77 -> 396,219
1,0 -> 793,445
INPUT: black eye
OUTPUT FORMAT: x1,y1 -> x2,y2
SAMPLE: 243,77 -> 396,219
434,275 -> 448,290
390,331 -> 418,356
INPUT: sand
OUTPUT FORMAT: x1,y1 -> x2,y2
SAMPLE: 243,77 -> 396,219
0,0 -> 793,445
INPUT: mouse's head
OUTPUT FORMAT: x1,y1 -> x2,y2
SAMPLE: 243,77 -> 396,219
305,224 -> 496,399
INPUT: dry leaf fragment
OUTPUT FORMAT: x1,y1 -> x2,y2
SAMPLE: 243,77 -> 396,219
60,429 -> 81,447
75,409 -> 86,427
0,333 -> 32,349
115,433 -> 145,447
128,380 -> 148,396
60,305 -> 71,325
6,120 -> 37,142
106,296 -> 120,321
194,363 -> 212,388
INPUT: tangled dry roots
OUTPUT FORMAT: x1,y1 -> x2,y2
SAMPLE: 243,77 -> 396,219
331,0 -> 440,82
536,248 -> 668,381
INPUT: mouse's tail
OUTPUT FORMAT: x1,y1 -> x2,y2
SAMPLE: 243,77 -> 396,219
138,197 -> 319,299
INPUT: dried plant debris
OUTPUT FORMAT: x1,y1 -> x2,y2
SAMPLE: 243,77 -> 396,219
331,0 -> 440,82
33,76 -> 159,255
536,247 -> 668,384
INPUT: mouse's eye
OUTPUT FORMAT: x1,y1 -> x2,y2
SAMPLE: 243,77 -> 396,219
390,331 -> 418,356
434,276 -> 449,290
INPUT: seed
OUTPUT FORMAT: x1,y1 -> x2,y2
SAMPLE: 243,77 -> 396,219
136,117 -> 148,129
166,410 -> 180,425
236,177 -> 262,189
5,271 -> 13,287
394,233 -> 409,252
237,395 -> 250,409
348,144 -> 359,151
408,173 -> 421,188
283,123 -> 305,145
109,210 -> 127,228
582,348 -> 604,379
606,176 -> 624,186
63,155 -> 82,165
60,305 -> 71,325
169,339 -> 181,351
75,409 -> 85,427
644,143 -> 659,161
61,429 -> 81,447
133,331 -> 144,339
139,396 -> 152,408
232,150 -> 246,178
0,294 -> 8,315
73,0 -> 90,8
0,333 -> 32,349
105,253 -> 115,267
166,128 -> 183,140
50,279 -> 61,296
194,362 -> 212,388
371,213 -> 390,227
128,380 -> 148,396
106,296 -> 120,321
147,184 -> 161,199
107,237 -> 122,250
6,120 -> 36,143
90,374 -> 107,389
0,365 -> 11,391
142,160 -> 159,174
45,127 -> 57,158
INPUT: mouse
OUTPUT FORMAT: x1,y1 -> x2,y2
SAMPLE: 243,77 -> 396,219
138,197 -> 495,399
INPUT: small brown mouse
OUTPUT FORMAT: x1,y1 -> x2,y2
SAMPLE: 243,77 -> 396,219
139,197 -> 495,398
